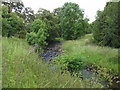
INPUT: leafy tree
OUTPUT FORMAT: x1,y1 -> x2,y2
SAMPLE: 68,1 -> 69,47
35,8 -> 60,42
60,2 -> 86,40
85,23 -> 93,34
53,7 -> 62,37
93,10 -> 106,44
22,7 -> 35,23
93,2 -> 120,48
19,7 -> 35,33
82,18 -> 91,34
26,19 -> 48,50
2,0 -> 35,33
2,0 -> 24,14
2,5 -> 26,38
30,19 -> 45,33
53,7 -> 61,16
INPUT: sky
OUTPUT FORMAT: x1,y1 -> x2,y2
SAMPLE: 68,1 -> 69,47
22,0 -> 111,23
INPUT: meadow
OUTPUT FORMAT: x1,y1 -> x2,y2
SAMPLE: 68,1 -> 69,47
61,34 -> 119,75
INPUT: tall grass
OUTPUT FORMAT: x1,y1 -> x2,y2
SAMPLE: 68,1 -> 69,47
0,36 -> 2,89
2,37 -> 103,88
61,34 -> 119,75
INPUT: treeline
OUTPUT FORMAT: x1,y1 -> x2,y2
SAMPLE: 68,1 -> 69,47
2,1 -> 90,50
92,2 -> 120,48
2,1 -> 35,38
2,1 -> 120,49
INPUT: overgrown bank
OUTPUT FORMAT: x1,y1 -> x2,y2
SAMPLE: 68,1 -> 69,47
53,34 -> 119,88
2,37 -> 104,88
60,34 -> 118,75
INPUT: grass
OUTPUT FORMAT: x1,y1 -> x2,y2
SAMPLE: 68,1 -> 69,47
61,34 -> 119,75
2,36 -> 104,88
0,36 -> 2,89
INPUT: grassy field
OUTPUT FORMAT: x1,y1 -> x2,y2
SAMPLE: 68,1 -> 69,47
61,34 -> 119,75
2,37 -> 104,88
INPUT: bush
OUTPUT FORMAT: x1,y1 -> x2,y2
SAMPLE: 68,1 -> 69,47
54,55 -> 87,74
30,19 -> 45,33
26,30 -> 47,52
26,32 -> 37,45
36,28 -> 48,48
26,19 -> 48,51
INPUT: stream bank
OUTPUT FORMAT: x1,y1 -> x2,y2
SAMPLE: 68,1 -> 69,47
40,40 -> 119,88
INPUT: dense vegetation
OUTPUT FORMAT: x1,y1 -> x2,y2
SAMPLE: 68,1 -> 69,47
2,1 -> 89,48
58,34 -> 118,75
2,37 -> 104,88
1,0 -> 120,88
59,2 -> 88,40
93,2 -> 120,48
2,5 -> 26,38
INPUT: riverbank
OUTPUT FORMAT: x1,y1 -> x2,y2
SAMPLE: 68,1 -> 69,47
61,34 -> 118,74
2,37 -> 104,88
59,34 -> 119,88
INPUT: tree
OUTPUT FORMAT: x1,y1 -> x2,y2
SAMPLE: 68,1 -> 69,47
2,0 -> 24,14
60,2 -> 86,40
26,19 -> 48,50
2,0 -> 35,33
35,8 -> 60,42
2,5 -> 26,38
53,7 -> 62,37
22,7 -> 35,23
93,2 -> 120,48
30,19 -> 46,33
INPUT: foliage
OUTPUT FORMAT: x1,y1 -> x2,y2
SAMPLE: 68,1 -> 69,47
54,55 -> 87,74
2,0 -> 24,14
53,7 -> 62,37
93,2 -> 120,48
26,32 -> 37,45
84,22 -> 92,34
22,7 -> 35,32
30,19 -> 45,33
22,7 -> 35,23
2,1 -> 35,33
26,19 -> 48,50
59,2 -> 86,40
2,37 -> 104,88
61,34 -> 119,75
35,8 -> 60,42
2,5 -> 26,38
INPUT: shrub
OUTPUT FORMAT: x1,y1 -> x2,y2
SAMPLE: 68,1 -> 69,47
54,55 -> 87,74
26,32 -> 37,45
30,19 -> 45,33
26,19 -> 48,51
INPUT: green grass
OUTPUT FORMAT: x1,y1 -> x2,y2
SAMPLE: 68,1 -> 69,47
2,37 -> 104,88
0,36 -> 2,89
61,34 -> 119,75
